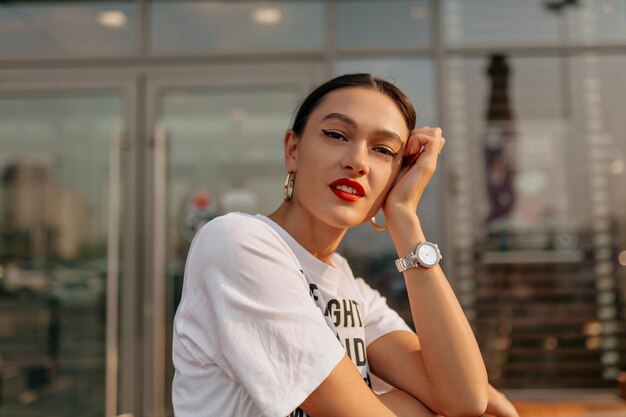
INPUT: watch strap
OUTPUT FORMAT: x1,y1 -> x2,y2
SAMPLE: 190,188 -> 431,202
395,254 -> 418,273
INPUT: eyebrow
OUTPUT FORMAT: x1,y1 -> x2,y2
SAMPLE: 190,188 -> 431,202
321,112 -> 403,147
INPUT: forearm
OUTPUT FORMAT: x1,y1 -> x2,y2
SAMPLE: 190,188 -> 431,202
386,207 -> 488,415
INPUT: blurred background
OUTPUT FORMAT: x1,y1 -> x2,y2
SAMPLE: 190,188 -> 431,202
1,0 -> 626,416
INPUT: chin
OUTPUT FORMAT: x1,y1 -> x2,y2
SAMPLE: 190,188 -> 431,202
322,206 -> 368,229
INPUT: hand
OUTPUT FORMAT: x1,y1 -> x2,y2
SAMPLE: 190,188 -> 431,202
382,126 -> 445,221
485,384 -> 520,417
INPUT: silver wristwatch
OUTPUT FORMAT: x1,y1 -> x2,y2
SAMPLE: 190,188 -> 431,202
395,241 -> 442,272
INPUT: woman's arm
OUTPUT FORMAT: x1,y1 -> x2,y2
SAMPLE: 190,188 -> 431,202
300,360 -> 448,417
383,213 -> 488,416
377,389 -> 439,417
373,127 -> 488,416
485,385 -> 520,417
299,355 -> 397,417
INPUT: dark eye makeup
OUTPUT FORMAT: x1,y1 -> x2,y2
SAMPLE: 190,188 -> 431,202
373,147 -> 399,158
321,129 -> 399,158
321,129 -> 347,141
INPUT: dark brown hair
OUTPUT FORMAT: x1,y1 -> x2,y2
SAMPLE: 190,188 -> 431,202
291,73 -> 416,136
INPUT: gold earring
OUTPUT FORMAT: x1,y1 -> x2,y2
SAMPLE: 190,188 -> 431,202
283,171 -> 295,201
370,215 -> 386,231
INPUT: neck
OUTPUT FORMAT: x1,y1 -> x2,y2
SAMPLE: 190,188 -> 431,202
268,202 -> 347,266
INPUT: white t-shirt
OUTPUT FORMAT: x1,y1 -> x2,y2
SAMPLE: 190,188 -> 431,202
172,212 -> 412,417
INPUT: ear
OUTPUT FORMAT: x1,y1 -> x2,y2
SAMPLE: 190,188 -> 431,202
283,129 -> 299,172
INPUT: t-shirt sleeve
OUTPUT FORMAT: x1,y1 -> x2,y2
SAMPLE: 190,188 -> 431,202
174,214 -> 345,417
354,277 -> 414,347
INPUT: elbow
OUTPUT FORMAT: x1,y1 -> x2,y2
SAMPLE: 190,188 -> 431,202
429,362 -> 489,417
441,366 -> 489,417
437,390 -> 488,417
440,403 -> 487,417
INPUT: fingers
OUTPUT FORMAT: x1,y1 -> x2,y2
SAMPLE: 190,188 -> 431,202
404,126 -> 446,162
387,126 -> 446,209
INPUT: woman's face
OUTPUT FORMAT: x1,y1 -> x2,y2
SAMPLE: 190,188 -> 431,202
286,87 -> 410,229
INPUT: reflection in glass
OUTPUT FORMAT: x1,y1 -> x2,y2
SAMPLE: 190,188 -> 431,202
570,55 -> 626,384
443,0 -> 561,46
0,94 -> 122,416
0,2 -> 136,57
445,0 -> 626,47
335,0 -> 431,49
568,0 -> 626,43
445,53 -> 626,388
151,1 -> 325,53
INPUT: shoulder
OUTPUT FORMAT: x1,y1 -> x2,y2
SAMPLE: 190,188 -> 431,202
199,212 -> 272,239
195,212 -> 289,254
189,212 -> 301,272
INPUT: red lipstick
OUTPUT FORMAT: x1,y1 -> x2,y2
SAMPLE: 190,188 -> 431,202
329,178 -> 365,202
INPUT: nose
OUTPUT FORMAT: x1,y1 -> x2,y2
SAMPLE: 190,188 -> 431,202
341,142 -> 369,176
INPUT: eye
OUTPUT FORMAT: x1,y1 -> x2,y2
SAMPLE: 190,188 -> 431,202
322,129 -> 347,141
373,146 -> 399,158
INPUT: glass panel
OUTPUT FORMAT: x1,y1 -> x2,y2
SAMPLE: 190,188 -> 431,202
0,2 -> 136,57
446,0 -> 626,47
334,59 -> 437,322
0,93 -> 123,416
570,54 -> 626,381
444,52 -> 626,388
443,0 -> 562,46
568,0 -> 626,43
160,86 -> 301,413
150,1 -> 325,53
335,0 -> 431,49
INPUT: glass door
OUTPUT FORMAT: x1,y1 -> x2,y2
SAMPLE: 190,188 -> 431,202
0,82 -> 135,417
145,63 -> 324,416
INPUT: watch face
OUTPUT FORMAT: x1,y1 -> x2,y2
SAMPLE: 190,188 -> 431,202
417,244 -> 439,267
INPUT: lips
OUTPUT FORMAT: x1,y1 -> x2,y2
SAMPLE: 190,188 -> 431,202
329,178 -> 365,202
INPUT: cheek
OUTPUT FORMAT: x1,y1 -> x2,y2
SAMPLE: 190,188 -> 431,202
376,160 -> 400,184
294,151 -> 327,190
368,163 -> 397,199
299,151 -> 325,174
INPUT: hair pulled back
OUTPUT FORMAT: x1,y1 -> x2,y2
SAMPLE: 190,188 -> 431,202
291,73 -> 416,136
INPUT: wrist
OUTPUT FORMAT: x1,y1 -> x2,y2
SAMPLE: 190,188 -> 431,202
383,207 -> 427,256
384,205 -> 421,234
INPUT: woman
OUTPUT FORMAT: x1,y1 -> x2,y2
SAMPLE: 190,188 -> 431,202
172,74 -> 519,417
